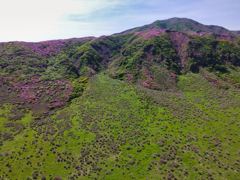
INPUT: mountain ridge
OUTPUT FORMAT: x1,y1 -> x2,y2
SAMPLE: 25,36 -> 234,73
115,17 -> 240,36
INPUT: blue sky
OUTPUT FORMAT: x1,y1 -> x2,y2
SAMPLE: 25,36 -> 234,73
1,0 -> 240,42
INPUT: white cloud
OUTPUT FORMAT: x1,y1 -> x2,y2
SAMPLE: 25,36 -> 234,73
0,0 -> 239,42
0,0 -> 124,42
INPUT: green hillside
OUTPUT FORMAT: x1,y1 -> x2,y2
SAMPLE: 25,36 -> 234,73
1,73 -> 240,179
1,21 -> 240,179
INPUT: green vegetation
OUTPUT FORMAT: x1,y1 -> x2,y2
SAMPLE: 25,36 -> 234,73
67,77 -> 89,102
187,35 -> 240,69
1,26 -> 240,179
1,73 -> 240,179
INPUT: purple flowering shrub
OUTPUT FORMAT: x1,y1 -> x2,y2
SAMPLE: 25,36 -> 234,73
205,75 -> 228,89
0,74 -> 73,117
4,37 -> 93,58
131,29 -> 167,44
0,42 -> 48,75
170,73 -> 177,79
109,71 -> 115,76
125,71 -> 134,83
142,69 -> 160,90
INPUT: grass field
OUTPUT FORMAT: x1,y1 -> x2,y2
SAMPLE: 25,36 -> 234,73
1,72 -> 240,180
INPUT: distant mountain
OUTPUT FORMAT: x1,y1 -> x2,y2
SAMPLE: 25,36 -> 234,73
116,17 -> 240,36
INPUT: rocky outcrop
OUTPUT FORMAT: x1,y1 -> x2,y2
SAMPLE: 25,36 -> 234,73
167,31 -> 190,64
215,35 -> 236,44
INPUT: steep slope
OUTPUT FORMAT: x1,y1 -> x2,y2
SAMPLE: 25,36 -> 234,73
116,17 -> 240,36
106,30 -> 240,91
1,29 -> 240,113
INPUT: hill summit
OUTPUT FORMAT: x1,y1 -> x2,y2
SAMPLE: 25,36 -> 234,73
116,17 -> 240,36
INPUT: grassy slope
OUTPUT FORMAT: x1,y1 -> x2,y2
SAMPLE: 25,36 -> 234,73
1,72 -> 240,179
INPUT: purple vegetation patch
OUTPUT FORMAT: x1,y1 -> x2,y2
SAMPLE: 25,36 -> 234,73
110,72 -> 115,75
205,75 -> 228,89
142,69 -> 160,90
170,73 -> 177,79
0,37 -> 93,58
131,29 -> 167,44
125,71 -> 134,83
0,75 -> 74,116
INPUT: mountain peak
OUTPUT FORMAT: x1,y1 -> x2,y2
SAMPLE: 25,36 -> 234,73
117,17 -> 240,36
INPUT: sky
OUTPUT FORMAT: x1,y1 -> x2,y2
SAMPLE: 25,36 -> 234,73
1,0 -> 240,42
